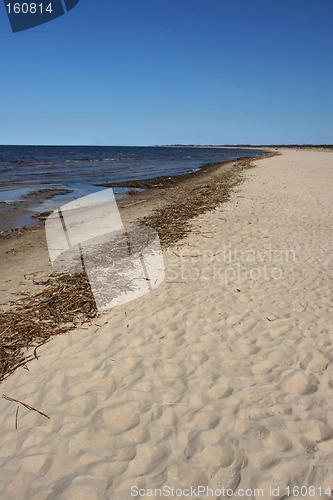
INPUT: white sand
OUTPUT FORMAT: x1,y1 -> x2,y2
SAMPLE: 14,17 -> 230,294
0,149 -> 332,499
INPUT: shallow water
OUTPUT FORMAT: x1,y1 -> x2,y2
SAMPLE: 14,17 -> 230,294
0,145 -> 264,231
0,145 -> 263,202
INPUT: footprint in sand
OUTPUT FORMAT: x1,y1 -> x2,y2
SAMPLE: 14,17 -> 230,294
306,351 -> 330,374
212,454 -> 242,493
167,462 -> 209,489
282,370 -> 318,395
267,349 -> 294,366
266,431 -> 293,452
234,420 -> 270,440
92,403 -> 140,434
189,440 -> 242,494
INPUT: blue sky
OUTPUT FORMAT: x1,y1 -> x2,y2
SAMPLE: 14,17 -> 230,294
1,0 -> 332,145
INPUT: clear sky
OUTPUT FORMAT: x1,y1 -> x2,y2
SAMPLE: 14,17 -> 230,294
1,0 -> 332,145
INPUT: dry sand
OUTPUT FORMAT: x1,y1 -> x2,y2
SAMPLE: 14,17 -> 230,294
0,148 -> 332,499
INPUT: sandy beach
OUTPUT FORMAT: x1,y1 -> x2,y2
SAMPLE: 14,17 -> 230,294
0,148 -> 332,499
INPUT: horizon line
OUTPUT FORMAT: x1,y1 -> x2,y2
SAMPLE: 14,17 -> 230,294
1,143 -> 332,148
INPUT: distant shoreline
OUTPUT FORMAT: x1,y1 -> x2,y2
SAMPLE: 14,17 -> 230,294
159,144 -> 333,148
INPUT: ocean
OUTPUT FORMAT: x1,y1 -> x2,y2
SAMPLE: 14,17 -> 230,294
0,145 -> 264,230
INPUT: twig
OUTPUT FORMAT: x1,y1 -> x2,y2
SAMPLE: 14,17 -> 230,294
15,406 -> 19,430
123,199 -> 147,207
3,394 -> 50,420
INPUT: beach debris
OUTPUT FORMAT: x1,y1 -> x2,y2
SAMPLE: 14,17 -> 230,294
2,394 -> 50,420
138,166 -> 242,247
24,188 -> 73,201
0,272 -> 97,382
15,405 -> 19,430
31,211 -> 52,220
0,230 -> 162,380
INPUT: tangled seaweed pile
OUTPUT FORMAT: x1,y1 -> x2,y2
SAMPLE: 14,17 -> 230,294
0,273 -> 97,382
139,164 -> 245,246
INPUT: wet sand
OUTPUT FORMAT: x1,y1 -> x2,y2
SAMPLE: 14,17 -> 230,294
0,189 -> 73,234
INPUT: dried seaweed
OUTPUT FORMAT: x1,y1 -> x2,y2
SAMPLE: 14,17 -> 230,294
139,167 -> 242,246
0,231 -> 159,382
0,272 -> 97,382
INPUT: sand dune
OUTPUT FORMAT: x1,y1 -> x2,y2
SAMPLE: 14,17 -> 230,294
0,149 -> 332,499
